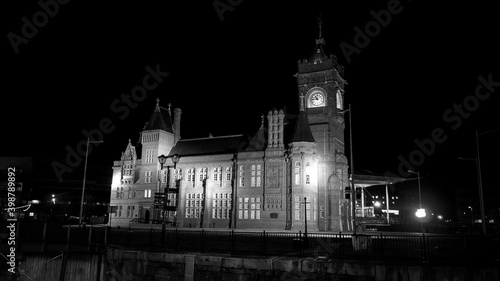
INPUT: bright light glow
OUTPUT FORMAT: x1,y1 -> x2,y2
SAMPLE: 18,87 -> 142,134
29,212 -> 34,216
415,208 -> 426,218
374,201 -> 381,207
437,215 -> 443,220
31,200 -> 40,204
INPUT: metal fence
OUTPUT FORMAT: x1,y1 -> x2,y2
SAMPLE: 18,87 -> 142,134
2,221 -> 498,264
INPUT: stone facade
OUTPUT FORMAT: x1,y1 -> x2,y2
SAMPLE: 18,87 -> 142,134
109,31 -> 351,231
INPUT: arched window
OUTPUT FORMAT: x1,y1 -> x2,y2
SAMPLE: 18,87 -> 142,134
239,165 -> 244,187
336,89 -> 343,110
294,161 -> 301,185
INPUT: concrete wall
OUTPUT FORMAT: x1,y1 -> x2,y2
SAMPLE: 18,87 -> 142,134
105,248 -> 499,281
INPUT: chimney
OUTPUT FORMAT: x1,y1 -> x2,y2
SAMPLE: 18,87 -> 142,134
174,107 -> 182,144
267,111 -> 273,148
272,110 -> 278,148
278,109 -> 285,148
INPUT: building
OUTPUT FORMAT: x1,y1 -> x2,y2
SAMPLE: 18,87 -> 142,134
109,25 -> 353,231
0,157 -> 111,222
0,157 -> 33,220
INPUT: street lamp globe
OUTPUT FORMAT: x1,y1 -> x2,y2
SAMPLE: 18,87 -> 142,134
158,154 -> 168,169
415,208 -> 426,218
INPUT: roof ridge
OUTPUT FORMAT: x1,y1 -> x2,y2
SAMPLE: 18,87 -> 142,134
178,134 -> 244,141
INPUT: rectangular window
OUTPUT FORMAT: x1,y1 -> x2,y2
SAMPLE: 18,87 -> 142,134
174,168 -> 182,180
199,168 -> 207,181
145,150 -> 154,164
145,171 -> 152,183
213,167 -> 222,181
226,167 -> 232,181
238,197 -> 261,220
187,168 -> 195,182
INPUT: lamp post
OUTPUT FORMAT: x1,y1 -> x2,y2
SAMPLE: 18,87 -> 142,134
79,138 -> 103,228
158,154 -> 180,240
408,170 -> 425,233
468,206 -> 473,224
302,197 -> 309,245
458,153 -> 486,236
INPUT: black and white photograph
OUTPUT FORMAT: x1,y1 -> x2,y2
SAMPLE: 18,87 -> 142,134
2,1 -> 500,280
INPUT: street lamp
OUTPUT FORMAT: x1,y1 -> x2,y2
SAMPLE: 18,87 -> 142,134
456,127 -> 496,236
408,170 -> 425,233
79,138 -> 104,228
468,206 -> 473,224
158,154 -> 180,240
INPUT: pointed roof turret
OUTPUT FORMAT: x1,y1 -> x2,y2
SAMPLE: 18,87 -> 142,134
143,98 -> 174,133
121,138 -> 137,161
309,14 -> 327,65
246,115 -> 267,151
291,94 -> 315,143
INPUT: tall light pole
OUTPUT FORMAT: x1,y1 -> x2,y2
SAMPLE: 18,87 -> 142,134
475,130 -> 487,236
458,144 -> 488,236
468,206 -> 473,224
455,127 -> 500,236
80,138 -> 104,228
408,170 -> 425,233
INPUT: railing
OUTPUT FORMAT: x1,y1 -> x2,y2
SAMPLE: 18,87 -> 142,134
1,221 -> 498,264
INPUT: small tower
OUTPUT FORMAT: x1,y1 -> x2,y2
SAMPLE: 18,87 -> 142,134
287,93 -> 317,230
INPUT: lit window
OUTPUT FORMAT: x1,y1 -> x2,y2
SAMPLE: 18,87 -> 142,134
187,168 -> 195,182
145,171 -> 152,183
199,168 -> 207,181
174,168 -> 182,180
213,167 -> 222,181
294,161 -> 301,185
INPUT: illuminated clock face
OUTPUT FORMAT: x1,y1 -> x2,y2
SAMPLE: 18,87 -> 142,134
310,92 -> 325,106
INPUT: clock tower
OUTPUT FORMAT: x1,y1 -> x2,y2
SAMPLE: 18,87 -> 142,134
295,17 -> 350,231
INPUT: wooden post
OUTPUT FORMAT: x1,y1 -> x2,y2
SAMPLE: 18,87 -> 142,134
42,222 -> 47,253
59,226 -> 71,281
88,225 -> 93,252
104,226 -> 108,247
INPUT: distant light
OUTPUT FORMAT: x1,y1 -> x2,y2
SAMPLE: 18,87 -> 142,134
31,200 -> 40,204
29,212 -> 34,216
415,208 -> 426,218
374,201 -> 381,207
437,215 -> 443,220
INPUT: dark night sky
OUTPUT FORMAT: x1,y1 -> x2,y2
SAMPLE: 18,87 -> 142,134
3,1 -> 500,219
